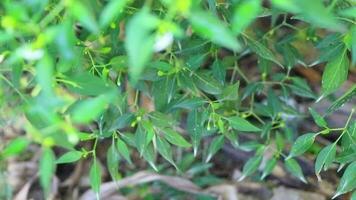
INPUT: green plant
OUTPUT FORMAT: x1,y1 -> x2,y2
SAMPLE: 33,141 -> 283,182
0,0 -> 355,199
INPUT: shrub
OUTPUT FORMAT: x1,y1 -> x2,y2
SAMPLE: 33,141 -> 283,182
0,0 -> 355,199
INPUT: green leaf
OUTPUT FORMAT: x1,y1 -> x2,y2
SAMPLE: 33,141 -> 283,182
189,10 -> 240,51
1,137 -> 29,158
188,109 -> 204,155
315,144 -> 336,181
193,72 -> 223,95
39,148 -> 56,197
245,35 -> 283,68
333,161 -> 356,199
70,95 -> 108,123
206,135 -> 225,163
228,116 -> 261,132
67,1 -> 99,33
155,135 -> 177,169
288,133 -> 316,158
125,8 -> 159,84
99,0 -> 129,28
326,85 -> 356,115
322,50 -> 349,95
261,157 -> 277,180
107,143 -> 120,181
117,137 -> 132,165
163,128 -> 191,148
232,0 -> 261,35
288,77 -> 316,99
56,151 -> 82,164
89,159 -> 102,197
221,82 -> 239,101
239,155 -> 263,181
135,125 -> 147,157
242,82 -> 264,100
308,108 -> 327,128
284,158 -> 306,183
267,89 -> 281,118
352,191 -> 356,200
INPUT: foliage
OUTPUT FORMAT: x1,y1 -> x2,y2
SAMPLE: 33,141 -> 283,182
0,0 -> 355,199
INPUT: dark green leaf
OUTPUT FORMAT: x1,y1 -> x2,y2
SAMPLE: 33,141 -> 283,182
206,135 -> 224,162
284,158 -> 306,183
239,155 -> 263,181
288,133 -> 316,158
333,161 -> 356,198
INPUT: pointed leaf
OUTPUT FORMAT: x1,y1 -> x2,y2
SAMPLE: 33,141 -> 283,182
228,116 -> 261,132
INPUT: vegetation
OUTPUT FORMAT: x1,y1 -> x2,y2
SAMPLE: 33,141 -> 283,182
0,0 -> 355,199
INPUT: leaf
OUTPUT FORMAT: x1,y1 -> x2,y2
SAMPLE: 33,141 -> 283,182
326,85 -> 356,115
99,0 -> 129,28
135,125 -> 147,157
39,148 -> 56,197
315,144 -> 336,181
228,116 -> 261,132
239,155 -> 263,181
163,128 -> 191,148
288,77 -> 316,99
56,151 -> 82,164
125,8 -> 159,84
284,158 -> 306,183
261,157 -> 277,180
89,159 -> 102,197
333,161 -> 356,199
221,82 -> 239,101
1,137 -> 29,158
117,137 -> 132,164
245,36 -> 283,68
267,89 -> 281,118
308,108 -> 327,128
155,135 -> 177,169
106,144 -> 120,180
206,135 -> 225,163
67,1 -> 99,33
232,0 -> 261,35
242,82 -> 264,100
193,72 -> 223,95
70,95 -> 108,123
188,109 -> 204,155
288,133 -> 316,158
189,10 -> 240,51
322,50 -> 349,95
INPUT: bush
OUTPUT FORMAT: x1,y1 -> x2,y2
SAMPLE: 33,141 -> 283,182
0,0 -> 355,199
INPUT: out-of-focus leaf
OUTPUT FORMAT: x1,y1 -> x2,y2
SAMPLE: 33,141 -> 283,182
189,10 -> 240,51
1,137 -> 29,158
70,95 -> 108,123
232,0 -> 261,35
40,148 -> 56,197
155,135 -> 177,169
99,0 -> 129,28
89,159 -> 102,198
125,8 -> 159,84
188,109 -> 204,155
56,150 -> 82,164
67,0 -> 99,33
